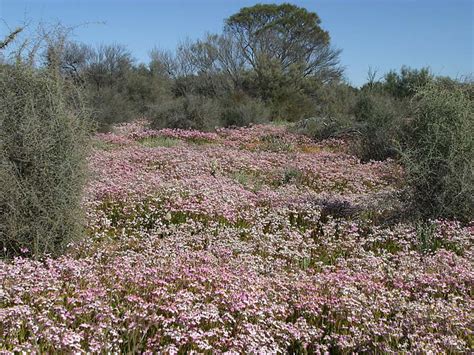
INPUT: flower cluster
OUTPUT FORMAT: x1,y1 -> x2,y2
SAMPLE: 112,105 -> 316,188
130,128 -> 219,143
1,122 -> 472,353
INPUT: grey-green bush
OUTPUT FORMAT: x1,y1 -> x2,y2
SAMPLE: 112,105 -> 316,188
292,83 -> 357,141
353,92 -> 406,161
402,84 -> 473,221
0,65 -> 91,258
220,94 -> 270,127
88,86 -> 136,132
150,94 -> 222,131
293,116 -> 353,141
383,66 -> 433,99
313,82 -> 357,119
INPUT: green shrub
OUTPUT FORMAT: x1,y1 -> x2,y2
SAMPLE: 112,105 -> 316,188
383,66 -> 433,98
150,95 -> 222,131
125,64 -> 170,115
220,94 -> 270,127
269,89 -> 316,122
353,92 -> 406,161
292,82 -> 357,141
293,116 -> 353,141
402,84 -> 473,221
313,82 -> 357,118
241,60 -> 318,122
88,86 -> 136,132
0,65 -> 91,258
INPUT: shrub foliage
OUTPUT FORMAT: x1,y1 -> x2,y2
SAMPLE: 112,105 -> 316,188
0,65 -> 91,258
353,92 -> 406,161
402,84 -> 473,221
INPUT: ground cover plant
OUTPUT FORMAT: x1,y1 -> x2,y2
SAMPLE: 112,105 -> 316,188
1,121 -> 472,353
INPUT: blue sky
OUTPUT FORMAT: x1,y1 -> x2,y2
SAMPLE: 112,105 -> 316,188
1,0 -> 472,86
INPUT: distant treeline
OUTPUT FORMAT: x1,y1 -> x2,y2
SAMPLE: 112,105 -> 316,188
1,4 -> 471,135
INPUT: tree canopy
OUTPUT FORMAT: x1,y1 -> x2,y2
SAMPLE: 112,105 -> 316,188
225,3 -> 342,82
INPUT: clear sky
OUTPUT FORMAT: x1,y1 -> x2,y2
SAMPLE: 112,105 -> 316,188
1,0 -> 472,86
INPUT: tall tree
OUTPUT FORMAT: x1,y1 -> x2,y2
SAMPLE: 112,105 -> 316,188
225,3 -> 342,83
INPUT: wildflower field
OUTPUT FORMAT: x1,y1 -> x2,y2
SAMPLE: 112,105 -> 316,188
1,122 -> 473,353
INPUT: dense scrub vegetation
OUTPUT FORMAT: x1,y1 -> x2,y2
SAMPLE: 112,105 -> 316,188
0,2 -> 472,352
0,40 -> 91,258
402,84 -> 473,221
